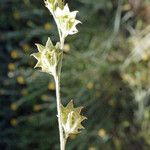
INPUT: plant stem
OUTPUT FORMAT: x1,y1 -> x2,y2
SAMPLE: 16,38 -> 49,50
54,74 -> 66,150
52,9 -> 66,150
114,0 -> 123,34
60,36 -> 65,50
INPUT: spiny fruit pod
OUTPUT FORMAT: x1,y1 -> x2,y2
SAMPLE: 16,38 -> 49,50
61,100 -> 87,139
54,4 -> 81,38
31,37 -> 63,75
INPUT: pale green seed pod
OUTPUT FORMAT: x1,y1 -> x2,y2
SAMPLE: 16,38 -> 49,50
31,37 -> 62,75
61,100 -> 87,138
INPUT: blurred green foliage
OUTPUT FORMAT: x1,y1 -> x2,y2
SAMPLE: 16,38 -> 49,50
0,0 -> 150,150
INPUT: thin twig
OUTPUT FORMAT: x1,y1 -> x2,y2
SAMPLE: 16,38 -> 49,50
54,74 -> 66,150
114,0 -> 123,34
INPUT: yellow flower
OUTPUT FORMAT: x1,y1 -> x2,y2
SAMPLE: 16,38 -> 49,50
48,82 -> 55,90
21,89 -> 28,96
16,76 -> 25,85
122,4 -> 131,11
86,82 -> 94,90
122,74 -> 129,81
33,104 -> 42,112
98,128 -> 106,138
142,53 -> 148,61
41,94 -> 49,101
13,11 -> 20,20
23,0 -> 30,5
10,103 -> 17,111
10,118 -> 17,126
44,22 -> 52,30
144,110 -> 149,119
8,63 -> 15,71
122,121 -> 130,127
113,138 -> 122,150
88,147 -> 96,150
64,44 -> 70,52
11,50 -> 18,59
108,99 -> 116,108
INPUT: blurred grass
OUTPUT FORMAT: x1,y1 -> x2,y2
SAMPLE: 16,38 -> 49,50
0,0 -> 150,150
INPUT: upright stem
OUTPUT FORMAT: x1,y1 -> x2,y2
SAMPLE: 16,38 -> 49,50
52,9 -> 66,150
60,36 -> 65,50
54,74 -> 66,150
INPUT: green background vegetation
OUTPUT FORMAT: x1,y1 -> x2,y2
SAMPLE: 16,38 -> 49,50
0,0 -> 150,149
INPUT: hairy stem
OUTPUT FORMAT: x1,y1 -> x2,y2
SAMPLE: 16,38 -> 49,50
54,74 -> 66,150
